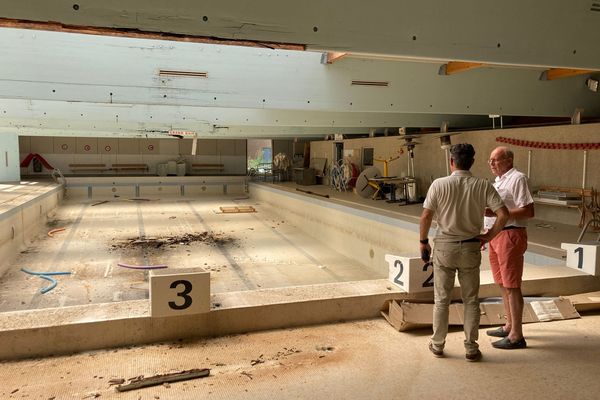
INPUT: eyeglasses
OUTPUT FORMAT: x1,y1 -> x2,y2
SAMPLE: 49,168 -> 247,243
487,158 -> 507,165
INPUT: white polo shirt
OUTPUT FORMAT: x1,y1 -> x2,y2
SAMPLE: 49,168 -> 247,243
424,170 -> 505,242
484,167 -> 534,229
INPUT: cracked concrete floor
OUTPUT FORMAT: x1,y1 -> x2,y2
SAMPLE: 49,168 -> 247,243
2,314 -> 600,400
0,195 -> 384,313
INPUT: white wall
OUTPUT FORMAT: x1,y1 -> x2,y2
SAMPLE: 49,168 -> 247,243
0,132 -> 19,182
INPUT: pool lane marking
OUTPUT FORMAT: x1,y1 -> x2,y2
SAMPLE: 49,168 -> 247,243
186,201 -> 256,290
249,208 -> 346,282
28,203 -> 88,308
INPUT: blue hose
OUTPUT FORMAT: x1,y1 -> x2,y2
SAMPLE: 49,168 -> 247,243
20,268 -> 71,294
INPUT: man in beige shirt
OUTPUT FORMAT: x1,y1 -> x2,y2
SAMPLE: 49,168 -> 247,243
420,143 -> 508,362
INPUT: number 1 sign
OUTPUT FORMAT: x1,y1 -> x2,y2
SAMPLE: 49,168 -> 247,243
561,242 -> 600,276
150,267 -> 211,317
385,254 -> 434,293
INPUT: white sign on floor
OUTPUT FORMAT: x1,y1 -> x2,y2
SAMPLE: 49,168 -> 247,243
385,254 -> 434,293
561,242 -> 600,276
150,267 -> 210,317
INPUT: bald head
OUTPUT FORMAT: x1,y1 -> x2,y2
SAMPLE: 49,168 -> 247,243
489,146 -> 514,177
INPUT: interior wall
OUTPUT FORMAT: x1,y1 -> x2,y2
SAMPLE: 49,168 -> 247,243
0,132 -> 20,182
313,123 -> 600,226
19,136 -> 247,176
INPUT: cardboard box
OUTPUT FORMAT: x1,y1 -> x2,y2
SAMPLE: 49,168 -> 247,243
382,298 -> 580,332
564,291 -> 600,312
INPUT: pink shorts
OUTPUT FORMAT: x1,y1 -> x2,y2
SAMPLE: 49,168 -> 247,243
488,229 -> 528,289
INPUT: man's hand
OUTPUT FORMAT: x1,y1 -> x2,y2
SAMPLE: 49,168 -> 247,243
420,242 -> 432,262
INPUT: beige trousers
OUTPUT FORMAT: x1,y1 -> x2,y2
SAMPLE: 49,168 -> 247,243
430,241 -> 481,354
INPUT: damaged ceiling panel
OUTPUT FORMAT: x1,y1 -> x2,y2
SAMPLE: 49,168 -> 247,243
0,27 -> 598,139
1,1 -> 600,69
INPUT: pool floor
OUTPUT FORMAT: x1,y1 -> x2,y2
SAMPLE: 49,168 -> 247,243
0,195 -> 385,313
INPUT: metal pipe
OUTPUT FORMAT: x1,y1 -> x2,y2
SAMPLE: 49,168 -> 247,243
527,150 -> 532,178
445,148 -> 450,176
583,150 -> 588,189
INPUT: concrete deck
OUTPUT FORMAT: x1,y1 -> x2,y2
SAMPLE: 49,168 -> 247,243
2,315 -> 600,399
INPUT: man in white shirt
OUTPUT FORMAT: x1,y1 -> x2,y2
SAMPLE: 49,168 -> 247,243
484,146 -> 535,350
420,143 -> 508,362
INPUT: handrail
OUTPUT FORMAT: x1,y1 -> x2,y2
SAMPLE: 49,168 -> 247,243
577,218 -> 600,243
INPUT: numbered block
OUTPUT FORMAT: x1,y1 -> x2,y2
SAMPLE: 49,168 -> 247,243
385,254 -> 434,293
561,242 -> 600,276
150,267 -> 210,317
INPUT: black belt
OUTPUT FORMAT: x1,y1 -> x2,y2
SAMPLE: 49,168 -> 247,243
503,226 -> 525,230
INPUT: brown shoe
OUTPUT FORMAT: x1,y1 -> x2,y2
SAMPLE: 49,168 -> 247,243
465,350 -> 482,362
428,342 -> 444,358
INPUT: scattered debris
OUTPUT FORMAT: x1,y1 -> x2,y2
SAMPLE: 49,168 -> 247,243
82,392 -> 101,399
536,223 -> 556,230
116,369 -> 210,392
295,188 -> 330,198
108,378 -> 125,386
47,227 -> 66,237
240,371 -> 253,380
316,346 -> 335,352
91,200 -> 109,207
10,388 -> 18,394
126,198 -> 153,202
111,232 -> 235,252
250,355 -> 265,366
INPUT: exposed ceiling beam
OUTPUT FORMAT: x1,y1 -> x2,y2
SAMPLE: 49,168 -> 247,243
539,68 -> 595,81
0,17 -> 305,51
4,1 -> 599,69
439,62 -> 484,76
322,52 -> 348,64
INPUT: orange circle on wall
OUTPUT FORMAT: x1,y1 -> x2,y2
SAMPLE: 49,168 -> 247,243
148,144 -> 154,151
105,145 -> 112,152
84,145 -> 91,151
61,144 -> 68,150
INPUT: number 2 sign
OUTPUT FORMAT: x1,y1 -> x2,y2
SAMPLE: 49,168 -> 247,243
385,254 -> 434,293
150,267 -> 210,317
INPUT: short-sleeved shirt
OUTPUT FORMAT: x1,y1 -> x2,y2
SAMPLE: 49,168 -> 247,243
483,167 -> 534,229
423,170 -> 505,242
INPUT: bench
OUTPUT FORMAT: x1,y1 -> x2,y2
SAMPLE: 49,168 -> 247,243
191,163 -> 224,172
533,186 -> 594,227
69,163 -> 109,173
111,163 -> 149,172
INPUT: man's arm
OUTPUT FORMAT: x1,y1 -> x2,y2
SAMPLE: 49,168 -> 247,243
478,206 -> 509,242
510,202 -> 534,219
419,208 -> 434,261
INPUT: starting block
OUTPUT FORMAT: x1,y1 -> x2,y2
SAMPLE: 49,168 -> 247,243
560,242 -> 600,276
385,254 -> 434,293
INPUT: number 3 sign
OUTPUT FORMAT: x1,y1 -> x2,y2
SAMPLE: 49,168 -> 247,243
385,254 -> 434,293
150,267 -> 210,317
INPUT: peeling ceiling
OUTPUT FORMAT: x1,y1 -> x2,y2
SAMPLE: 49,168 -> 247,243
1,1 -> 600,139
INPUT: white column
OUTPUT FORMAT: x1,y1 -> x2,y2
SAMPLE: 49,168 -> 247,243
0,133 -> 20,182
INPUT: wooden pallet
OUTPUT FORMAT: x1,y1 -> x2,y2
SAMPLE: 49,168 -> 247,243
219,206 -> 256,213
